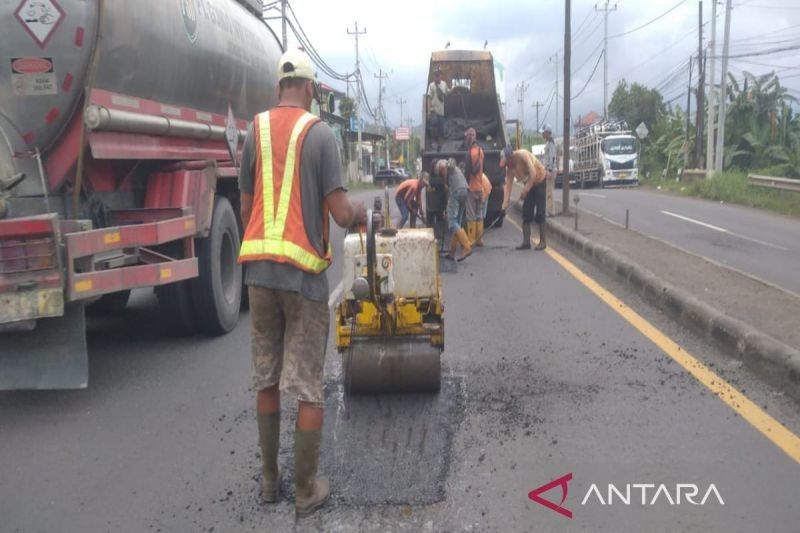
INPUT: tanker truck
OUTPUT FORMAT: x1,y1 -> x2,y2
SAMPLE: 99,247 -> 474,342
0,0 -> 281,389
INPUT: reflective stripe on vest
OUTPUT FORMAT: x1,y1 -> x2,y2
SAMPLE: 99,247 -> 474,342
239,110 -> 331,273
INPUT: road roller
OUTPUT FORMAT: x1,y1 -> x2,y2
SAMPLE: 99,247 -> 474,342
335,208 -> 444,393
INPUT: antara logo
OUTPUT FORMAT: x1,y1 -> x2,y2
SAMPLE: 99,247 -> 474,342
529,473 -> 725,519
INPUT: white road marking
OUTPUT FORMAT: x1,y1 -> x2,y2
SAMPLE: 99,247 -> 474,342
661,211 -> 790,251
579,193 -> 607,199
328,280 -> 344,310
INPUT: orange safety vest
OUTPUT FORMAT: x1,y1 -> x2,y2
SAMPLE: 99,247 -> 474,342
467,143 -> 485,192
238,108 -> 332,274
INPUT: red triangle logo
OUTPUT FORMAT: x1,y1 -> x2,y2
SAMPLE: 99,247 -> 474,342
528,473 -> 573,519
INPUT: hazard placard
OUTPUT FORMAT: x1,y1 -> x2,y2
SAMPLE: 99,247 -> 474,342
14,0 -> 65,48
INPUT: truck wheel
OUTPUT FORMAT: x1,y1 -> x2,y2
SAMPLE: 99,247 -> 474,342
192,196 -> 242,335
156,281 -> 196,336
87,290 -> 131,314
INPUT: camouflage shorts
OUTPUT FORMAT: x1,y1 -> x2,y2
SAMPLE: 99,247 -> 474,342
248,286 -> 329,406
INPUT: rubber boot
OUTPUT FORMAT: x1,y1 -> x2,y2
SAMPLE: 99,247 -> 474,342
455,228 -> 473,262
516,223 -> 532,250
465,221 -> 475,245
446,232 -> 459,260
535,222 -> 547,250
295,429 -> 330,518
258,412 -> 281,503
474,220 -> 484,247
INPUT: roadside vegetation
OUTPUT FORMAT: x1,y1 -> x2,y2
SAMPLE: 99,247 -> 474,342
609,72 -> 800,217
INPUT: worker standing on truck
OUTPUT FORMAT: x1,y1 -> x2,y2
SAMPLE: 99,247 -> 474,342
436,159 -> 472,261
501,146 -> 547,250
542,124 -> 557,216
238,50 -> 366,517
463,128 -> 485,247
427,68 -> 449,152
395,174 -> 429,228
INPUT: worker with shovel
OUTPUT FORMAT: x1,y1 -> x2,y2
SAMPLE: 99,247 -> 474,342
436,158 -> 472,261
395,173 -> 429,228
501,145 -> 547,250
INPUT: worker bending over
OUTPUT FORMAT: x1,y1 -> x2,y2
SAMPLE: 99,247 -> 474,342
463,128 -> 485,246
501,145 -> 547,250
395,173 -> 429,228
238,50 -> 366,517
436,158 -> 472,261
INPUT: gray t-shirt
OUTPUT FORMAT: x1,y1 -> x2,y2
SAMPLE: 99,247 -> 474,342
447,166 -> 468,192
238,113 -> 344,303
544,139 -> 557,172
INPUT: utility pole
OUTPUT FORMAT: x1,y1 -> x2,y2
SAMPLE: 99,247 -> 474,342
706,0 -> 718,175
347,21 -> 367,178
694,1 -> 705,168
552,52 -> 559,135
715,0 -> 732,173
517,81 -> 529,132
563,0 -> 572,215
375,70 -> 389,169
397,98 -> 407,166
684,57 -> 693,169
596,0 -> 617,119
397,98 -> 406,128
280,0 -> 288,50
532,101 -> 543,130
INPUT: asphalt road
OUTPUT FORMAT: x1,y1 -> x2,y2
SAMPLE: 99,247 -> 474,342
566,188 -> 800,294
1,189 -> 799,532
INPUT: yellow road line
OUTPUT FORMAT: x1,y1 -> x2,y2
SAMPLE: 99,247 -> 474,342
504,215 -> 800,463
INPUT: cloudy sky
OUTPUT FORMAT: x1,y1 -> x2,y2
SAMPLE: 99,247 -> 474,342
268,0 -> 800,135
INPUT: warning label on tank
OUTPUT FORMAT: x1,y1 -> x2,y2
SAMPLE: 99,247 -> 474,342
11,57 -> 57,96
14,0 -> 65,48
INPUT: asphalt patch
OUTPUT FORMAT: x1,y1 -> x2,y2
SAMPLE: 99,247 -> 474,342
321,377 -> 465,506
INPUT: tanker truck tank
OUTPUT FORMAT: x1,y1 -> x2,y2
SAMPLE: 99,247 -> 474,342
0,0 -> 281,197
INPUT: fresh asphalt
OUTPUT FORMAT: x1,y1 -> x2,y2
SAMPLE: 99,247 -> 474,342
565,187 -> 800,294
1,188 -> 798,532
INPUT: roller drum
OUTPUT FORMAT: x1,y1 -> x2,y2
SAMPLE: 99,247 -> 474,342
345,337 -> 441,394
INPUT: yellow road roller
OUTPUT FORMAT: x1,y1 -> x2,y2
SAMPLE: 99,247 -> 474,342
335,209 -> 444,393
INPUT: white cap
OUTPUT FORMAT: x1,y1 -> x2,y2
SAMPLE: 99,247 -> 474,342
541,124 -> 553,134
278,49 -> 316,81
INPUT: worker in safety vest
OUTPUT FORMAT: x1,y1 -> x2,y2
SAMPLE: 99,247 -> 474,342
238,50 -> 366,517
394,173 -> 429,228
463,128 -> 485,246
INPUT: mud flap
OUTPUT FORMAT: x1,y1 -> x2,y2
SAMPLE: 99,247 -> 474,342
0,304 -> 88,390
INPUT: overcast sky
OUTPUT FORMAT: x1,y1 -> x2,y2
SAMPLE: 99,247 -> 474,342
269,0 -> 800,134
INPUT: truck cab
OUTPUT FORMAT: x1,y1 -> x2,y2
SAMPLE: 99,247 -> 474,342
600,134 -> 639,186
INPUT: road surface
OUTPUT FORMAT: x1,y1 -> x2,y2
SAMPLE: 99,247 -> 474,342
1,190 -> 799,532
567,188 -> 800,294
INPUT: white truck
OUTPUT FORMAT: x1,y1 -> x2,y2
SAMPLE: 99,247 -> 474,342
573,120 -> 639,188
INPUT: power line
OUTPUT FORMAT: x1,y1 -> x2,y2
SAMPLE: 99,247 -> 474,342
572,50 -> 604,101
572,41 -> 604,75
286,2 -> 348,80
609,0 -> 690,39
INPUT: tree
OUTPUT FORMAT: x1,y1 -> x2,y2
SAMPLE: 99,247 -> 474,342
609,80 -> 665,131
339,97 -> 356,121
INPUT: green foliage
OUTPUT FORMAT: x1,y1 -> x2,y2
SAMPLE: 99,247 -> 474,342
339,97 -> 356,120
609,80 -> 665,132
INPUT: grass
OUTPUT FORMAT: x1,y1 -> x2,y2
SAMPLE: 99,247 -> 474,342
640,170 -> 800,218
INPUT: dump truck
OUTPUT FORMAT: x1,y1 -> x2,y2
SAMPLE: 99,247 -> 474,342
421,50 -> 508,235
573,119 -> 640,188
0,0 -> 281,390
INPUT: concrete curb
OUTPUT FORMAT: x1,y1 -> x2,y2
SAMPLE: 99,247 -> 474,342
511,204 -> 800,400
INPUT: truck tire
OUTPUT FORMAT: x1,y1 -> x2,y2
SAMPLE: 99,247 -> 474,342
192,196 -> 242,335
156,281 -> 196,336
87,290 -> 131,314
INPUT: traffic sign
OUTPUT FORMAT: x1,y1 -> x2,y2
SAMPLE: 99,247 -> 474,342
395,127 -> 410,141
635,122 -> 649,140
